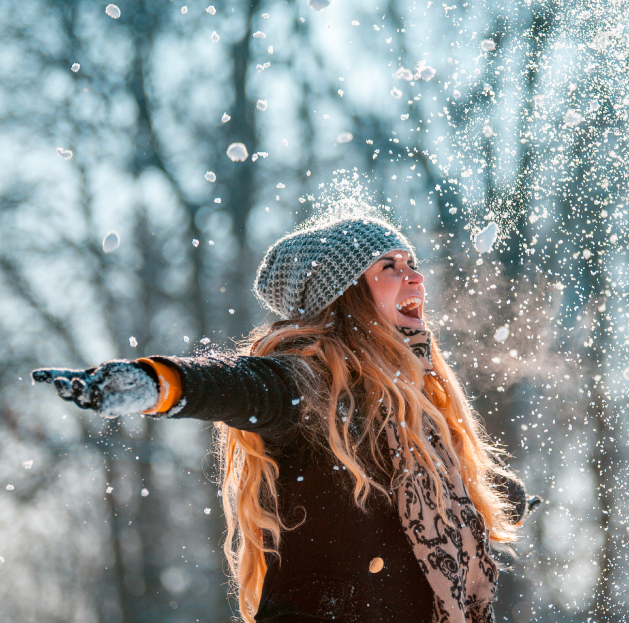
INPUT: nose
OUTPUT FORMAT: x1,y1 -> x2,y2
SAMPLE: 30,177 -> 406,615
403,266 -> 423,284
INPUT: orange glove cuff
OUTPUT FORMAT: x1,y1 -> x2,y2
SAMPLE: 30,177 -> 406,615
137,358 -> 182,414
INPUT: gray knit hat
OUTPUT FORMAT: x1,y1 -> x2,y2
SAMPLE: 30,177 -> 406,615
253,216 -> 418,320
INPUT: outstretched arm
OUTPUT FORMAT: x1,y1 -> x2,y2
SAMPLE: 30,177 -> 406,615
32,351 -> 307,440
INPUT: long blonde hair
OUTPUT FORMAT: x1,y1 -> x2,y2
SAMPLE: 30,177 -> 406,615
216,274 -> 518,622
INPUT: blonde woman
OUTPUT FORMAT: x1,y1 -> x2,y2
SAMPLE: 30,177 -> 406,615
33,215 -> 537,623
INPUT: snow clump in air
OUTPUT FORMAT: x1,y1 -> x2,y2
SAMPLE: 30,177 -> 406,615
474,222 -> 498,254
415,60 -> 436,81
564,109 -> 583,126
129,336 -> 138,348
589,31 -> 610,51
256,99 -> 268,111
482,125 -> 494,138
102,231 -> 120,253
200,338 -> 211,345
221,113 -> 231,123
206,5 -> 216,15
253,31 -> 266,38
192,239 -> 199,247
71,63 -> 80,72
494,325 -> 510,342
226,143 -> 249,161
181,6 -> 188,14
105,4 -> 121,19
623,367 -> 629,381
22,461 -> 33,469
395,67 -> 413,81
205,171 -> 216,182
56,147 -> 72,160
337,132 -> 353,143
6,485 -> 14,491
308,0 -> 333,10
391,87 -> 403,99
480,39 -> 496,52
589,99 -> 600,112
204,508 -> 211,514
141,488 -> 149,497
211,31 -> 220,42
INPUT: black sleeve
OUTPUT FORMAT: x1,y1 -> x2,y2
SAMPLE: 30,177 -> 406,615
147,350 -> 308,441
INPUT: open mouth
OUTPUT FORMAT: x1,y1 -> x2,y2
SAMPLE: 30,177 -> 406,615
396,296 -> 422,320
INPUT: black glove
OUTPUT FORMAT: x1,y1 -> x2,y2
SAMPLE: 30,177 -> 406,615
32,360 -> 159,418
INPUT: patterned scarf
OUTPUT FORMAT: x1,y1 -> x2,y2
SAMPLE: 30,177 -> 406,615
389,327 -> 498,623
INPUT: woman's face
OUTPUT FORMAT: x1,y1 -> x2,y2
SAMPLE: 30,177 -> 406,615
363,250 -> 425,330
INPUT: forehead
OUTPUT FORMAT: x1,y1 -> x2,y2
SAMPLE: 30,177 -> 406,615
381,249 -> 412,260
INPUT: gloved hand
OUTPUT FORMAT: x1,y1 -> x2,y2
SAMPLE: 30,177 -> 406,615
31,360 -> 159,418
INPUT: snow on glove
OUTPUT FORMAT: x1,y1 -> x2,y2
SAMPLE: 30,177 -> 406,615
31,360 -> 159,418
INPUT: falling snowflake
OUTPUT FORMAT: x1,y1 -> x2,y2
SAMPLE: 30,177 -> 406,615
226,142 -> 249,161
102,231 -> 120,253
564,109 -> 583,126
6,485 -> 14,491
221,112 -> 231,123
192,239 -> 199,247
482,125 -> 494,138
22,461 -> 33,469
71,63 -> 80,72
205,171 -> 216,182
395,67 -> 413,81
211,31 -> 220,42
474,222 -> 498,254
308,0 -> 333,10
129,336 -> 138,348
337,132 -> 353,143
480,39 -> 496,52
415,60 -> 436,81
391,87 -> 403,99
256,99 -> 268,111
105,4 -> 121,19
181,6 -> 188,14
206,5 -> 216,15
494,326 -> 510,342
253,31 -> 266,38
204,508 -> 211,514
141,488 -> 149,497
56,147 -> 72,160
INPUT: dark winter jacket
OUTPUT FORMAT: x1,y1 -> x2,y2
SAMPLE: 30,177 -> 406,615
148,351 -> 524,622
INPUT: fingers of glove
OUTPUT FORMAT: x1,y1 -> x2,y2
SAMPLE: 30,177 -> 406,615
32,368 -> 88,385
52,378 -> 79,402
70,378 -> 94,408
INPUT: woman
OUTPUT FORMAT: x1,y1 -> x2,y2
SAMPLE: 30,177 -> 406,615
33,215 -> 535,623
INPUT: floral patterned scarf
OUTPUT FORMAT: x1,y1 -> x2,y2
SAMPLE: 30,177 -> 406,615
389,327 -> 498,623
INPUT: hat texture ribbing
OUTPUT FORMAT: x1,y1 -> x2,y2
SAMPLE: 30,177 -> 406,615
253,216 -> 418,320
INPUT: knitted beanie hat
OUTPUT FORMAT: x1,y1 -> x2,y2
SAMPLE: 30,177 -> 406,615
253,216 -> 418,320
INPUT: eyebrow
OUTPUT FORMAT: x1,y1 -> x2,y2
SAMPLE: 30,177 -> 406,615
377,255 -> 414,263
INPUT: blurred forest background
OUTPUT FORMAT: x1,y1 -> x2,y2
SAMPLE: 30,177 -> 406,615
1,0 -> 628,622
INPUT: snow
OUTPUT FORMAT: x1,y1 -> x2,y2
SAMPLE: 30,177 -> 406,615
141,488 -> 149,496
415,61 -> 436,81
129,336 -> 138,348
181,6 -> 188,14
204,508 -> 211,514
494,325 -> 510,342
564,109 -> 584,127
211,31 -> 220,42
204,171 -> 216,182
22,461 -> 33,469
106,487 -> 113,494
206,5 -> 216,15
391,87 -> 403,99
221,113 -> 231,123
482,125 -> 494,138
337,132 -> 353,143
589,99 -> 600,112
0,557 -> 4,564
395,67 -> 413,81
297,476 -> 304,481
214,198 -> 221,203
192,239 -> 199,247
226,142 -> 249,161
56,147 -> 72,160
256,99 -> 267,111
308,0 -> 333,10
200,338 -> 211,345
105,4 -> 120,19
249,416 -> 258,423
480,39 -> 496,52
228,309 -> 234,314
253,31 -> 266,38
183,336 -> 189,343
6,485 -> 14,491
282,139 -> 288,146
623,368 -> 629,381
262,13 -> 269,18
589,32 -> 610,51
102,231 -> 120,253
351,20 -> 360,26
71,63 -> 80,72
474,222 -> 498,254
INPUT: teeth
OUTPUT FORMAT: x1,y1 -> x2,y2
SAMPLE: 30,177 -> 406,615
396,296 -> 422,311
